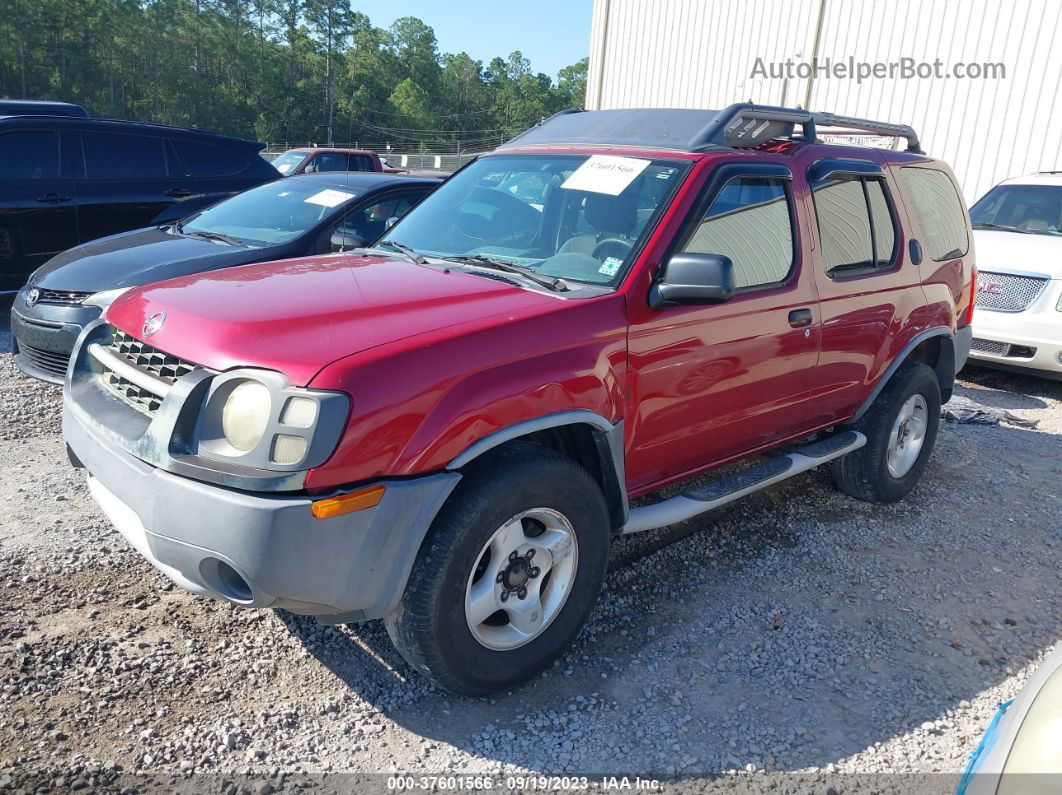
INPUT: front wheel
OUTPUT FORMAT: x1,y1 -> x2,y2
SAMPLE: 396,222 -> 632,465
830,362 -> 942,503
385,442 -> 611,696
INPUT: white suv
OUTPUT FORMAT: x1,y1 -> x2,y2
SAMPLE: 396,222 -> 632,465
968,172 -> 1062,380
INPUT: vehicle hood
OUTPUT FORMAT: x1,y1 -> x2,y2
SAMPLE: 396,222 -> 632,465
973,229 -> 1062,278
32,227 -> 270,292
105,254 -> 558,385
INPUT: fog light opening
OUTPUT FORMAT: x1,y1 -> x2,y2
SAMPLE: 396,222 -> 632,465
200,558 -> 254,604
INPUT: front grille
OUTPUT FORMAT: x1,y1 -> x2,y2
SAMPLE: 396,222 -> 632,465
107,330 -> 197,384
101,369 -> 165,413
971,338 -> 1010,356
975,272 -> 1048,312
18,344 -> 70,377
34,288 -> 92,305
95,327 -> 199,415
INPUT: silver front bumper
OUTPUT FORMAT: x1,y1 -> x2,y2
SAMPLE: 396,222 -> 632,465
64,402 -> 460,619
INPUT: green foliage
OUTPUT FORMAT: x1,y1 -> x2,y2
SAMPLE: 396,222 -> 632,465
0,0 -> 586,151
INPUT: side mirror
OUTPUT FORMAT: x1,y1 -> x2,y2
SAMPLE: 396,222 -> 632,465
648,252 -> 736,308
331,231 -> 365,252
384,216 -> 399,230
304,163 -> 318,173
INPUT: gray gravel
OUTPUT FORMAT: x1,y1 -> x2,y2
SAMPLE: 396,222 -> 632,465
1,308 -> 1061,792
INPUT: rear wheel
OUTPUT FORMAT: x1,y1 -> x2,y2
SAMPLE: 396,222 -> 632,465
830,362 -> 941,503
385,442 -> 611,695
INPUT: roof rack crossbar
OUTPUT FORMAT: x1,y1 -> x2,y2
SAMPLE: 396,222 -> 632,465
810,111 -> 923,154
692,103 -> 923,154
690,103 -> 818,152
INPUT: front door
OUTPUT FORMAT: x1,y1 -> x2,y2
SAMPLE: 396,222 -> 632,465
625,162 -> 822,493
0,127 -> 78,289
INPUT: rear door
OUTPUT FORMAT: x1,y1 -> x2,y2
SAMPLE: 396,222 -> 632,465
801,154 -> 921,427
625,161 -> 822,490
166,136 -> 270,207
0,126 -> 78,289
75,128 -> 172,243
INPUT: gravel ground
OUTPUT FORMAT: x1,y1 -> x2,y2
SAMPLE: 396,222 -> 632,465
1,306 -> 1061,793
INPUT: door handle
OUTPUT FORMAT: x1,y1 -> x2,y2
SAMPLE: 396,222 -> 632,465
788,308 -> 813,328
35,193 -> 72,203
164,188 -> 193,198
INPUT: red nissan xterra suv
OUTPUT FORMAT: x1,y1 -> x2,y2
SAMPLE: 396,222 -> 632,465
62,105 -> 976,695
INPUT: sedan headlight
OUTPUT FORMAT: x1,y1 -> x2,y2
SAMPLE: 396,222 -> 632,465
195,370 -> 349,471
82,287 -> 131,311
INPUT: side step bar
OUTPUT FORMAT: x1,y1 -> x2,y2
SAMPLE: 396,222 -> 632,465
622,430 -> 866,535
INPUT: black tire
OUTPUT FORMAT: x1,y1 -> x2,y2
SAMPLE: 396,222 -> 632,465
384,442 -> 612,696
830,361 -> 941,503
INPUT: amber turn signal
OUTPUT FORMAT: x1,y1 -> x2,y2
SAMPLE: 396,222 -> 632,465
311,484 -> 386,519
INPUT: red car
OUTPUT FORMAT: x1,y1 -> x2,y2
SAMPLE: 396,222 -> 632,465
270,146 -> 401,176
62,104 -> 975,695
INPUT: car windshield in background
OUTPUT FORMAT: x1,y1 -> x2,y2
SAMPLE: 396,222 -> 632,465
377,154 -> 689,285
179,180 -> 359,245
970,183 -> 1062,236
271,150 -> 310,176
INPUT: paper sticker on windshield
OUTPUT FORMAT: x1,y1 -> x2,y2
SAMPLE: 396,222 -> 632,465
598,257 -> 623,277
275,162 -> 292,174
304,188 -> 355,208
561,155 -> 651,196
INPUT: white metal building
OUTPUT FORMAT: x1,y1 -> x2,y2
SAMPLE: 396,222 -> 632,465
585,0 -> 1062,202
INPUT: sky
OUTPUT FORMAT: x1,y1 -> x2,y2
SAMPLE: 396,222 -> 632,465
351,0 -> 593,79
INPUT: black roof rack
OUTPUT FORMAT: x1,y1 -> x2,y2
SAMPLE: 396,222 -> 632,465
500,103 -> 923,155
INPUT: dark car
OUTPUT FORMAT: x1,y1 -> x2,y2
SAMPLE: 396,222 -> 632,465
11,172 -> 439,382
0,115 -> 281,290
0,100 -> 89,118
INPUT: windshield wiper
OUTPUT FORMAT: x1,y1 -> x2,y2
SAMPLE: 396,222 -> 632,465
973,222 -> 1032,234
376,240 -> 427,264
443,255 -> 568,293
183,228 -> 252,247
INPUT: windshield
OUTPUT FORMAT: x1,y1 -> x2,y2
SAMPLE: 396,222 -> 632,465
180,179 -> 359,245
970,183 -> 1062,236
272,150 -> 310,176
377,154 -> 689,285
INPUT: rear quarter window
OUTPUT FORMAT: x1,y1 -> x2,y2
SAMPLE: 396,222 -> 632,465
171,139 -> 249,177
899,167 -> 969,261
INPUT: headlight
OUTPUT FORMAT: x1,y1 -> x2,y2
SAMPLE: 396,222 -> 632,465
221,381 -> 272,451
1056,286 -> 1062,312
83,287 -> 130,311
194,370 -> 349,472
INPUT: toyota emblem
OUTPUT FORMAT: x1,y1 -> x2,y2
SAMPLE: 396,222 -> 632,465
143,312 -> 166,337
27,288 -> 39,305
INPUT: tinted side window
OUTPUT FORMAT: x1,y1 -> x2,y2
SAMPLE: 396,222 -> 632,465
900,167 -> 969,260
867,180 -> 897,264
681,176 -> 794,289
813,177 -> 897,277
172,139 -> 248,177
335,194 -> 420,242
314,153 -> 348,172
0,130 -> 59,179
83,131 -> 166,179
349,155 -> 375,171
